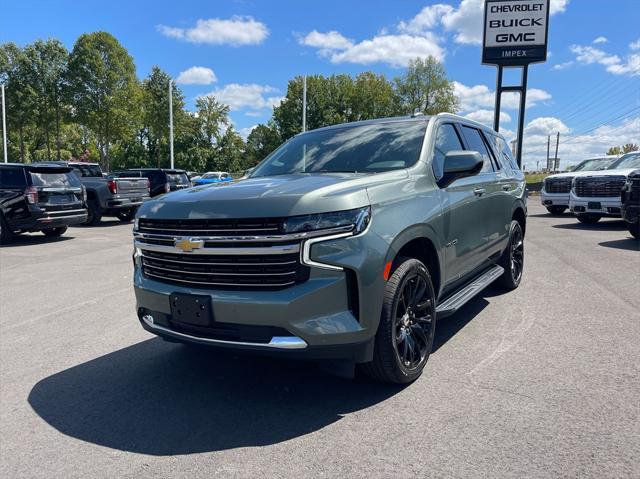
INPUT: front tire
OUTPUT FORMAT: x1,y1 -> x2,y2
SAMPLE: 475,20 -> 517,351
42,226 -> 68,237
546,206 -> 566,215
497,220 -> 524,290
0,213 -> 15,245
362,257 -> 437,384
117,208 -> 136,223
84,199 -> 102,226
628,221 -> 640,239
576,214 -> 601,224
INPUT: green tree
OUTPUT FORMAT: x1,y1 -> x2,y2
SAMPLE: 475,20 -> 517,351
66,32 -> 140,171
196,95 -> 230,145
245,122 -> 281,166
606,146 -> 622,155
622,143 -> 639,153
217,126 -> 247,173
394,56 -> 458,115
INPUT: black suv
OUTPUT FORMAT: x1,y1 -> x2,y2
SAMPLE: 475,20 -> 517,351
113,169 -> 190,197
621,169 -> 640,239
0,163 -> 87,244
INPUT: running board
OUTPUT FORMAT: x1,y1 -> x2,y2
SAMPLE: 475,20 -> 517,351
436,265 -> 504,318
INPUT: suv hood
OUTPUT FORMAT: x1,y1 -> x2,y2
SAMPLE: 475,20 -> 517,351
574,168 -> 637,179
136,172 -> 405,219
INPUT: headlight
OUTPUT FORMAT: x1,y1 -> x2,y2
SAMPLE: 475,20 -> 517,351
133,217 -> 139,231
282,206 -> 371,235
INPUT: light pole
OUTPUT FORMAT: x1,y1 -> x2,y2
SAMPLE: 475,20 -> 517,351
1,84 -> 7,163
169,79 -> 174,169
302,75 -> 307,132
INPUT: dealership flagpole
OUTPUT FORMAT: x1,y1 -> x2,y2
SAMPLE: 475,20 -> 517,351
169,79 -> 174,169
1,84 -> 7,163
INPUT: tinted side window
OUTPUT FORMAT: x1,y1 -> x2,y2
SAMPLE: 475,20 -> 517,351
0,168 -> 27,188
490,135 -> 519,171
433,124 -> 464,180
461,126 -> 494,173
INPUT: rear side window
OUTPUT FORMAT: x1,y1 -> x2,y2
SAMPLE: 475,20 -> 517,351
72,165 -> 103,177
461,126 -> 494,173
167,173 -> 189,185
0,168 -> 27,188
30,171 -> 82,188
490,135 -> 519,171
433,123 -> 464,180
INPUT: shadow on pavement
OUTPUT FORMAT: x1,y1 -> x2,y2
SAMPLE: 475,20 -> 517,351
598,238 -> 640,251
73,219 -> 129,228
1,234 -> 74,247
28,338 -> 403,456
432,292 -> 491,353
553,220 -> 628,231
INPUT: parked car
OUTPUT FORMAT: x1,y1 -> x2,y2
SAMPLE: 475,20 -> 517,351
541,156 -> 617,215
0,163 -> 87,244
569,152 -> 640,223
131,114 -> 527,384
192,171 -> 233,186
621,168 -> 640,239
116,169 -> 190,197
64,162 -> 150,225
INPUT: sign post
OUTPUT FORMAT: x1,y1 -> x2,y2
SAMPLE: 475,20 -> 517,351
482,0 -> 549,167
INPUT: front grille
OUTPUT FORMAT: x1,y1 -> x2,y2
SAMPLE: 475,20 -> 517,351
170,321 -> 292,343
574,176 -> 626,197
545,177 -> 572,194
140,249 -> 309,289
138,217 -> 284,236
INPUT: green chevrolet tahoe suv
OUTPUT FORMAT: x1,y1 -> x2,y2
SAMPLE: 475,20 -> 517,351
132,113 -> 526,384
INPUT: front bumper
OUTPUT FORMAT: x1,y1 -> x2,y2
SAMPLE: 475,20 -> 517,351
133,229 -> 387,362
621,203 -> 639,224
540,190 -> 569,207
569,193 -> 622,216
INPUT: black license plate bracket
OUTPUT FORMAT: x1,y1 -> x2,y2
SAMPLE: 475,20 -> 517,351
169,293 -> 213,326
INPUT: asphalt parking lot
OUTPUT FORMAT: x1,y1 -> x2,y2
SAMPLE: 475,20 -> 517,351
1,201 -> 638,478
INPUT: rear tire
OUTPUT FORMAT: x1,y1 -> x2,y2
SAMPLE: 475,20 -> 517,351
628,221 -> 640,239
546,206 -> 566,215
497,220 -> 524,291
84,199 -> 102,226
362,257 -> 437,384
576,214 -> 601,224
117,208 -> 136,223
42,226 -> 68,238
0,213 -> 15,245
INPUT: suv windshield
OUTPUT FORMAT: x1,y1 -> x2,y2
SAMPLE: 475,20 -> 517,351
30,170 -> 82,188
572,158 -> 615,171
250,120 -> 427,177
608,152 -> 640,170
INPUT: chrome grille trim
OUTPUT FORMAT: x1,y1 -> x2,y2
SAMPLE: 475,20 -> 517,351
143,271 -> 297,288
142,262 -> 297,277
135,240 -> 300,256
139,252 -> 296,266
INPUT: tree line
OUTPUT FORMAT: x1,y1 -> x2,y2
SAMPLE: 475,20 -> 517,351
1,32 -> 459,173
606,144 -> 638,156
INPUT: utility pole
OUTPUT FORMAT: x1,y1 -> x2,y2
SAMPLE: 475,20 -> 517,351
554,131 -> 560,172
302,75 -> 307,132
546,135 -> 550,171
1,84 -> 7,163
169,79 -> 174,169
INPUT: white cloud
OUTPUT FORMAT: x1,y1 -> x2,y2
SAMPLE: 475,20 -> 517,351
238,124 -> 258,140
176,66 -> 217,85
570,45 -> 640,76
300,30 -> 353,50
552,61 -> 574,71
592,36 -> 608,45
464,109 -> 511,126
453,81 -> 552,111
630,39 -> 640,51
299,31 -> 444,67
517,116 -> 640,170
202,83 -> 282,111
406,0 -> 569,46
157,16 -> 268,46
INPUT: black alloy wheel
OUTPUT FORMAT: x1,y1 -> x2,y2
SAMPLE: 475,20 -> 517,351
363,257 -> 436,384
498,220 -> 524,290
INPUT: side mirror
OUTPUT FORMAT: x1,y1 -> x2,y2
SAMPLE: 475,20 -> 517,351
439,150 -> 483,187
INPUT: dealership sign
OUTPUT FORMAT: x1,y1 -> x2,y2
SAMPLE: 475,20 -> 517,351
482,0 -> 550,66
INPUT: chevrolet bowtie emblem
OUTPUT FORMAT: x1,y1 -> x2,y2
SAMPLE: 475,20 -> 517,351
174,237 -> 204,253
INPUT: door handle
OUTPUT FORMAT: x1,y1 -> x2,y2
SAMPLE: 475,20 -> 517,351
474,188 -> 486,197
502,185 -> 510,191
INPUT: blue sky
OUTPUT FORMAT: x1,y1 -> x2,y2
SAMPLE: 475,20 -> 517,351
2,0 -> 639,168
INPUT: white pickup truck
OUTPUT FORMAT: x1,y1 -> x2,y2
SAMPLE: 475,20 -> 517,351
541,156 -> 617,215
569,152 -> 640,223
